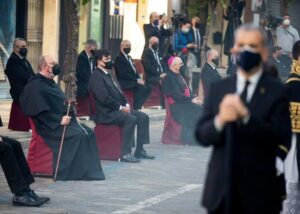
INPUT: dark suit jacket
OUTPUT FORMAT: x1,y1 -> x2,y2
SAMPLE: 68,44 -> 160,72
196,71 -> 291,212
200,63 -> 222,99
89,67 -> 128,124
143,23 -> 161,48
4,52 -> 34,102
141,48 -> 163,85
114,53 -> 140,90
76,50 -> 94,98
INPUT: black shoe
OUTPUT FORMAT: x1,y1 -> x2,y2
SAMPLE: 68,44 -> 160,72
135,150 -> 155,160
120,153 -> 141,163
12,192 -> 44,207
28,189 -> 50,203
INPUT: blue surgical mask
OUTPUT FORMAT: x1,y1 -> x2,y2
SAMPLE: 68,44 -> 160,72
236,47 -> 262,72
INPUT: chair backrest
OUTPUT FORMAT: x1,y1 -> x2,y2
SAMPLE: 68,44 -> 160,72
133,59 -> 145,79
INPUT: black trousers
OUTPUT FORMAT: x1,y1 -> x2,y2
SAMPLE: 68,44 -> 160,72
133,84 -> 151,110
111,110 -> 150,155
0,137 -> 34,194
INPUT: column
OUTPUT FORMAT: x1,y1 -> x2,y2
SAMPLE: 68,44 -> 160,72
26,0 -> 44,72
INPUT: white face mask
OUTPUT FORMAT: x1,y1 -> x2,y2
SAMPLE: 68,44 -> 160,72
283,19 -> 290,26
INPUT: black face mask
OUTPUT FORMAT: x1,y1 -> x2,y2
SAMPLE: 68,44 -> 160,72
52,64 -> 61,76
236,49 -> 262,72
195,23 -> 200,29
151,44 -> 159,51
123,47 -> 131,54
153,19 -> 159,26
104,61 -> 114,69
212,58 -> 219,66
19,47 -> 28,57
90,49 -> 97,56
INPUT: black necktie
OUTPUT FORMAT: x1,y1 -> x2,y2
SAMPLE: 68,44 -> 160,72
240,80 -> 250,104
107,73 -> 122,93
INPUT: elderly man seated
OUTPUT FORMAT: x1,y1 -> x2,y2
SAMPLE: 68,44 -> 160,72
200,49 -> 222,100
162,56 -> 202,144
20,55 -> 105,181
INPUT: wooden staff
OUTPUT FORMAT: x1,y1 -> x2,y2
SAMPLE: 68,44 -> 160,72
54,99 -> 72,181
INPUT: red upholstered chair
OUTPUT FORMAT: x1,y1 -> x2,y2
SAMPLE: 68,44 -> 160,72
133,59 -> 162,108
27,118 -> 53,177
94,125 -> 122,160
161,97 -> 184,145
89,91 -> 123,160
76,95 -> 92,117
123,90 -> 134,107
8,101 -> 30,131
144,85 -> 162,107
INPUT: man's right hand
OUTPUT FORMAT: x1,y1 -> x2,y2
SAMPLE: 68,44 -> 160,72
217,95 -> 240,127
61,115 -> 71,126
137,79 -> 145,85
121,106 -> 130,113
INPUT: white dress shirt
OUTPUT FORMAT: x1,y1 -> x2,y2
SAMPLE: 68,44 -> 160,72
214,67 -> 263,131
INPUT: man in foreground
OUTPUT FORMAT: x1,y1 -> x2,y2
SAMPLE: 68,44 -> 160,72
196,24 -> 291,214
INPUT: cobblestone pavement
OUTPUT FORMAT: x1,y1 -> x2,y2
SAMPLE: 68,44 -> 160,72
0,101 -> 211,214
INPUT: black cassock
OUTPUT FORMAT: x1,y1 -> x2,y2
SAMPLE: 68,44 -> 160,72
20,74 -> 105,181
162,71 -> 202,145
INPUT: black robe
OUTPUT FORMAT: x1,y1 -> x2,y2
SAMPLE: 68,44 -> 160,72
20,74 -> 105,181
286,72 -> 300,181
162,71 -> 202,144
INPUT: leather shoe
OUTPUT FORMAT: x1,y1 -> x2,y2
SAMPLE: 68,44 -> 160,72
28,189 -> 50,203
120,153 -> 141,163
12,192 -> 44,207
135,150 -> 155,160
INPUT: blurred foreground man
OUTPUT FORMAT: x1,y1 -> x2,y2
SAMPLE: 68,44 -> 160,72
0,136 -> 49,207
196,24 -> 291,214
20,55 -> 105,181
5,38 -> 34,131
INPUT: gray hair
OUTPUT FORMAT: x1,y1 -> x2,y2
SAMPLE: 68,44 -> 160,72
206,49 -> 218,59
13,37 -> 26,48
38,56 -> 47,71
85,39 -> 98,48
234,23 -> 268,47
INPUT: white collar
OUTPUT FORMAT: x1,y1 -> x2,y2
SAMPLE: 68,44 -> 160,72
208,62 -> 216,70
237,67 -> 263,86
98,66 -> 109,75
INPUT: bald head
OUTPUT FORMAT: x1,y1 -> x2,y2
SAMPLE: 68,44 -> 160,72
206,49 -> 219,63
38,55 -> 56,79
149,36 -> 159,49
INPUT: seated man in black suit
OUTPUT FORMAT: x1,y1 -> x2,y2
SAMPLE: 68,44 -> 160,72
114,40 -> 151,110
142,36 -> 166,86
75,39 -> 98,101
200,49 -> 222,101
196,24 -> 291,214
89,50 -> 155,162
0,136 -> 50,207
